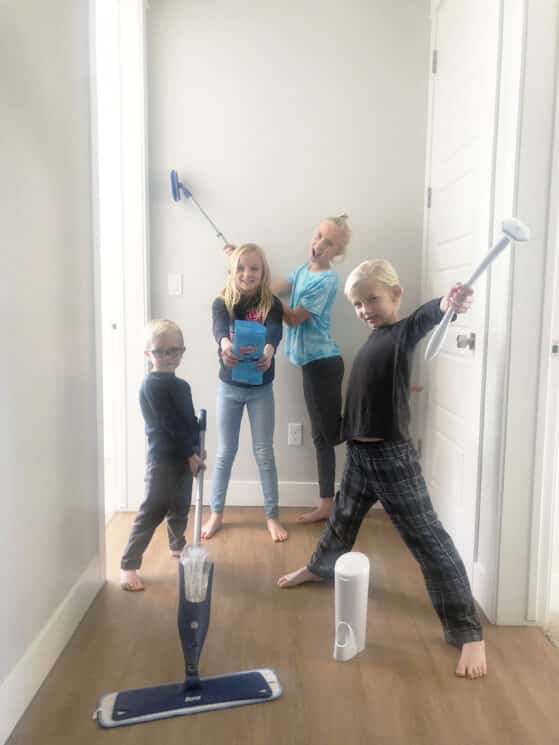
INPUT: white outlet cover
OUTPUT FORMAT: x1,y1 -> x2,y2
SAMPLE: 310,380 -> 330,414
288,422 -> 303,446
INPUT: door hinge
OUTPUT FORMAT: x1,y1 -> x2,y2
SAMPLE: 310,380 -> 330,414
427,187 -> 432,208
432,49 -> 438,74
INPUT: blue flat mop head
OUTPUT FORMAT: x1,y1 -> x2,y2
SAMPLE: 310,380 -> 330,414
95,669 -> 282,727
170,169 -> 192,202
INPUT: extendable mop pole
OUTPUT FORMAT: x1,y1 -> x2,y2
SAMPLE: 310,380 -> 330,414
424,218 -> 530,361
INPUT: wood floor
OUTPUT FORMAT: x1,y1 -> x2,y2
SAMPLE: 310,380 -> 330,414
7,508 -> 559,744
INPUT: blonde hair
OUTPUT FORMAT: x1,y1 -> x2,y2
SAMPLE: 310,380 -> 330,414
344,259 -> 401,297
323,214 -> 352,259
144,319 -> 184,350
222,243 -> 273,320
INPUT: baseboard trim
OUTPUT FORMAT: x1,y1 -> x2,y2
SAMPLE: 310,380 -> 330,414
213,480 -> 327,507
124,479 -> 384,513
0,555 -> 105,745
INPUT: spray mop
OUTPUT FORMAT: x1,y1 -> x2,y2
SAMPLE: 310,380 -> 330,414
424,217 -> 530,360
95,410 -> 282,728
170,169 -> 229,244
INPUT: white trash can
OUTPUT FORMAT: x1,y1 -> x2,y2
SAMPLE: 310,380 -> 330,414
333,551 -> 370,662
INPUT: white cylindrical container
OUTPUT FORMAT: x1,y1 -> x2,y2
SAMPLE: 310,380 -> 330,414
333,552 -> 370,662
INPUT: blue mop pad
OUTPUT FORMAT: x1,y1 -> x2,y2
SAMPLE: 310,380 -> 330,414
95,668 -> 282,727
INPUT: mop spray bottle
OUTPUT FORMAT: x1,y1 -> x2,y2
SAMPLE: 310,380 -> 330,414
178,550 -> 214,691
178,410 -> 215,691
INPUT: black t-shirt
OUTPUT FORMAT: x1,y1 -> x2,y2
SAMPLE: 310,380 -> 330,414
212,293 -> 283,387
342,298 -> 444,442
139,372 -> 199,464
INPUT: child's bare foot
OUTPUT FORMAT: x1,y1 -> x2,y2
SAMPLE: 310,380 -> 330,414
201,512 -> 223,539
277,566 -> 322,587
120,569 -> 144,592
267,518 -> 289,542
455,640 -> 487,679
296,498 -> 333,524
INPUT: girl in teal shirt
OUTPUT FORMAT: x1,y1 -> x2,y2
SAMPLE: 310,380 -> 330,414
273,215 -> 351,523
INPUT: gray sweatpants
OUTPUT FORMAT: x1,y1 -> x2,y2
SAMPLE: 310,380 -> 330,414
121,461 -> 193,570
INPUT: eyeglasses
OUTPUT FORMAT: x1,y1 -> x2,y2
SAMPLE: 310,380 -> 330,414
150,346 -> 185,358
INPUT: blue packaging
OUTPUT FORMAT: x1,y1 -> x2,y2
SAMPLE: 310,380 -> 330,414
232,320 -> 266,385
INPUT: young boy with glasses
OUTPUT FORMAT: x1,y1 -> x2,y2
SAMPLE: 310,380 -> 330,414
120,319 -> 205,592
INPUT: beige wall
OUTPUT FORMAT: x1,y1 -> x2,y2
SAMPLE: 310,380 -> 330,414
0,1 -> 103,739
145,0 -> 430,507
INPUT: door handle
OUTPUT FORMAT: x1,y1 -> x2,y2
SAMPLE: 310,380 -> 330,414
456,333 -> 475,350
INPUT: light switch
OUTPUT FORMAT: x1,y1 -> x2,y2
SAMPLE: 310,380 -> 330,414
168,273 -> 183,296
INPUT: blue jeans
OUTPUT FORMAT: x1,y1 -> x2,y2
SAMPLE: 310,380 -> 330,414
211,380 -> 279,518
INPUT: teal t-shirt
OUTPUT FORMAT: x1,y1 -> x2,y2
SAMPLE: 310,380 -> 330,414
285,263 -> 341,366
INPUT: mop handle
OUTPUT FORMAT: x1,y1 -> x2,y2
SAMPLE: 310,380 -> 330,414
424,233 -> 511,361
192,409 -> 207,547
462,234 -> 511,288
189,194 -> 229,245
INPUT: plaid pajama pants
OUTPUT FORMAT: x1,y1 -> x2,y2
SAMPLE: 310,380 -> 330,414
308,440 -> 482,647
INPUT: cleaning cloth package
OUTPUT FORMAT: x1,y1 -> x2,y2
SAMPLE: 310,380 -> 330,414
232,320 -> 266,385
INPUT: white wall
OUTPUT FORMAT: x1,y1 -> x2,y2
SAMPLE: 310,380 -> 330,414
145,0 -> 430,507
0,1 -> 104,741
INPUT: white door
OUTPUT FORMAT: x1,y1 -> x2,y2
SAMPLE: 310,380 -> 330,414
421,0 -> 500,581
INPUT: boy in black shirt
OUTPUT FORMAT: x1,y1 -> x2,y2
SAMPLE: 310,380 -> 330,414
278,260 -> 487,679
120,320 -> 204,592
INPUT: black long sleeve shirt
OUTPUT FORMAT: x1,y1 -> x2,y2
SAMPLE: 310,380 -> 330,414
139,372 -> 199,464
212,294 -> 283,387
342,298 -> 445,442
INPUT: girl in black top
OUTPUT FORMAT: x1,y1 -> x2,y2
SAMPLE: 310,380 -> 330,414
278,259 -> 487,680
202,244 -> 287,542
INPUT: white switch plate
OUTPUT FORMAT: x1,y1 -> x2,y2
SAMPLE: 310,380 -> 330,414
168,272 -> 183,296
288,422 -> 303,446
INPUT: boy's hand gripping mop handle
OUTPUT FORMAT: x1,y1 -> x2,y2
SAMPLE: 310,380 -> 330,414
424,218 -> 530,361
178,409 -> 214,691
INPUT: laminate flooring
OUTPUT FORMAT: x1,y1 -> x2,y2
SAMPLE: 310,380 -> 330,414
7,509 -> 559,745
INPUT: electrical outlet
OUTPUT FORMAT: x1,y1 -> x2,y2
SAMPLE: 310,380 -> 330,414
288,422 -> 303,447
